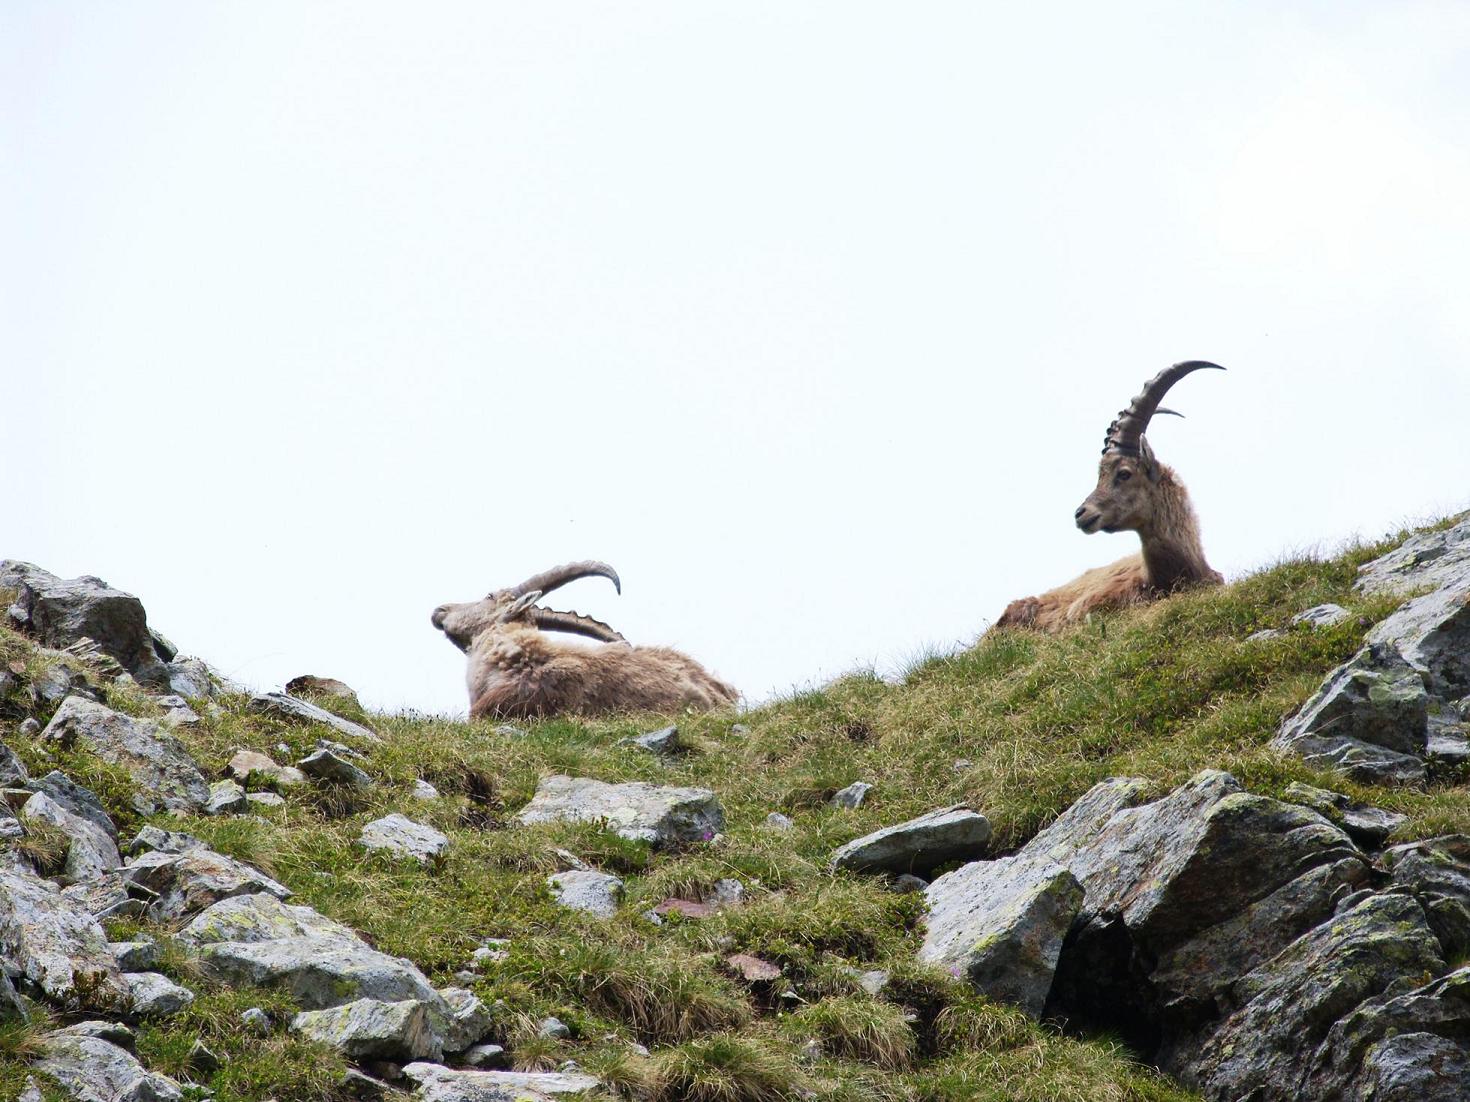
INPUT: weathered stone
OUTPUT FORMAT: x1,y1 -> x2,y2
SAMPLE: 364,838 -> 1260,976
1274,644 -> 1430,784
125,826 -> 204,856
248,692 -> 379,743
437,986 -> 493,1054
547,870 -> 623,918
49,1020 -> 136,1046
1357,514 -> 1470,599
764,812 -> 794,831
247,791 -> 286,808
1285,782 -> 1407,847
629,725 -> 680,755
205,778 -> 248,815
163,657 -> 221,700
285,674 -> 360,705
359,814 -> 449,864
241,1006 -> 271,1034
412,778 -> 441,800
0,744 -> 28,787
61,874 -> 139,921
462,1043 -> 508,1068
538,1016 -> 571,1039
292,997 -> 443,1061
831,805 -> 991,876
399,1064 -> 600,1101
1181,894 -> 1445,1100
920,856 -> 1083,1017
21,791 -> 121,885
36,1031 -> 184,1102
726,953 -> 781,982
153,695 -> 200,727
124,971 -> 194,1017
831,781 -> 872,809
891,874 -> 928,893
186,1039 -> 220,1074
515,775 -> 723,848
1247,628 -> 1286,643
0,562 -> 173,686
652,898 -> 717,920
0,868 -> 129,1012
298,747 -> 373,788
705,878 -> 746,906
121,845 -> 291,921
1294,603 -> 1351,628
110,940 -> 160,971
41,698 -> 209,814
176,891 -> 355,946
1386,836 -> 1470,959
33,771 -> 117,840
227,748 -> 307,788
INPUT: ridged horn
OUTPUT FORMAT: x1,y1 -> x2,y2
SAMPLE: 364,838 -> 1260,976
529,608 -> 628,644
507,561 -> 622,599
1102,362 -> 1224,457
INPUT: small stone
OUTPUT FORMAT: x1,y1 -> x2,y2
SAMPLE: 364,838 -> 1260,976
18,718 -> 41,738
493,724 -> 525,737
126,825 -> 205,856
411,779 -> 440,801
227,749 -> 307,788
453,970 -> 478,985
298,748 -> 372,788
538,1016 -> 570,1039
1293,603 -> 1351,628
187,1039 -> 220,1074
359,814 -> 449,865
726,953 -> 781,982
515,775 -> 724,849
1246,628 -> 1285,643
890,874 -> 928,893
242,1007 -> 271,1034
51,1020 -> 136,1046
705,879 -> 746,906
630,725 -> 680,756
246,692 -> 378,743
831,805 -> 992,876
110,940 -> 161,971
652,898 -> 716,920
462,1043 -> 507,1068
206,779 -> 249,815
952,759 -> 974,772
730,724 -> 750,735
547,870 -> 623,919
798,1038 -> 823,1065
855,969 -> 890,996
831,782 -> 872,809
17,1076 -> 41,1102
124,972 -> 195,1017
471,947 -> 509,970
764,812 -> 795,831
247,791 -> 286,809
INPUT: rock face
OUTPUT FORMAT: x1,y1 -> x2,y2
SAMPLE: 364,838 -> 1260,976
1277,513 -> 1470,782
0,868 -> 131,1012
41,697 -> 210,814
359,814 -> 449,864
0,561 -> 173,686
831,805 -> 991,876
515,775 -> 723,848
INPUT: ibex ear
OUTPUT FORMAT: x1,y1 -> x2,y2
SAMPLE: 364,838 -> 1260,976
506,591 -> 543,619
1140,437 -> 1161,481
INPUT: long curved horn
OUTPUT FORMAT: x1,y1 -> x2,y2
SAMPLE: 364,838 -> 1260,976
529,608 -> 628,643
508,561 -> 622,599
1103,361 -> 1224,456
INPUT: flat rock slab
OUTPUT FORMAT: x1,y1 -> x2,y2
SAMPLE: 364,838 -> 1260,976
293,996 -> 443,1062
41,697 -> 211,814
515,775 -> 724,848
360,814 -> 449,864
37,1031 -> 184,1102
831,805 -> 991,875
0,868 -> 130,1013
0,560 -> 172,685
248,692 -> 379,743
920,857 -> 1083,1017
400,1064 -> 601,1101
1356,514 -> 1470,599
298,747 -> 373,787
547,870 -> 623,918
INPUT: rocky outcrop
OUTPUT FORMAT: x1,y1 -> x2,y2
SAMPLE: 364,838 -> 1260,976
831,805 -> 991,875
1276,513 -> 1470,782
41,697 -> 210,814
515,775 -> 723,848
0,868 -> 131,1013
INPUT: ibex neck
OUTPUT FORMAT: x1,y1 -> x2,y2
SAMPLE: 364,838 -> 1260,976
1137,467 -> 1217,592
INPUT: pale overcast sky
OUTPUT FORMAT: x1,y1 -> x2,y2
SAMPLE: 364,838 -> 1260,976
4,3 -> 1468,714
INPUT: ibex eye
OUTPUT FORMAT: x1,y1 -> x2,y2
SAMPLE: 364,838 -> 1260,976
1117,470 -> 1133,482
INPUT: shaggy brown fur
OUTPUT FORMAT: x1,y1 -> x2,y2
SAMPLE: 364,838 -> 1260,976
432,562 -> 737,719
998,364 -> 1224,632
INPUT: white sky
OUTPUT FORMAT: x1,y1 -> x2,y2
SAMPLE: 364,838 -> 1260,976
4,2 -> 1468,715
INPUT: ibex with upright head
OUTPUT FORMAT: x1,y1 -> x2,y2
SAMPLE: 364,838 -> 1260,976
432,561 -> 738,719
997,362 -> 1225,632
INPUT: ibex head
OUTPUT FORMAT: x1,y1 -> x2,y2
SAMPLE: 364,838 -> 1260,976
431,561 -> 627,652
1074,361 -> 1224,536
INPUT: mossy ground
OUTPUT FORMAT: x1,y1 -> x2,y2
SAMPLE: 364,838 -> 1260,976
2,523 -> 1467,1100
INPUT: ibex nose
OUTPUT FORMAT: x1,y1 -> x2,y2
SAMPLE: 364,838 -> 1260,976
1074,505 -> 1086,519
431,606 -> 447,629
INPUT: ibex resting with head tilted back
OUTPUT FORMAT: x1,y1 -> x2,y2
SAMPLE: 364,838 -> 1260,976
997,362 -> 1225,632
432,561 -> 738,719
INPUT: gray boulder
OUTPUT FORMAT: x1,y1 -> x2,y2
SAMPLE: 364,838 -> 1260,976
920,856 -> 1082,1017
226,748 -> 307,787
110,940 -> 160,971
831,781 -> 872,809
33,771 -> 117,840
124,972 -> 194,1017
205,779 -> 248,815
41,697 -> 210,814
36,1030 -> 184,1102
1386,836 -> 1470,959
629,725 -> 680,755
1273,644 -> 1429,785
359,814 -> 449,864
0,744 -> 28,787
121,844 -> 291,921
285,674 -> 360,704
1294,603 -> 1352,628
1356,514 -> 1470,599
292,997 -> 443,1061
298,746 -> 372,788
831,805 -> 991,875
547,870 -> 623,919
1284,783 -> 1407,847
515,775 -> 723,848
0,561 -> 173,686
20,791 -> 121,885
399,1064 -> 601,1101
0,868 -> 130,1012
437,986 -> 494,1054
247,692 -> 379,743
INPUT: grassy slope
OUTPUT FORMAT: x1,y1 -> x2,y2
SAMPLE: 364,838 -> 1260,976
4,523 -> 1468,1101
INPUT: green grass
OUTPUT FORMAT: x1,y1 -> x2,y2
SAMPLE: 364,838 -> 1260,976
2,521 -> 1468,1099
